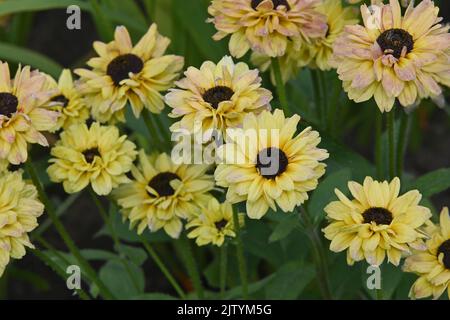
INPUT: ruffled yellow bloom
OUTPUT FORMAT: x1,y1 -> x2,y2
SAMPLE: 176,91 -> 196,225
208,0 -> 327,58
403,207 -> 450,300
0,62 -> 59,165
114,151 -> 214,239
75,24 -> 184,123
323,177 -> 431,266
47,122 -> 137,195
333,0 -> 450,112
0,170 -> 44,277
215,109 -> 328,219
43,69 -> 90,131
0,159 -> 8,173
165,56 -> 272,136
251,0 -> 358,82
187,198 -> 242,247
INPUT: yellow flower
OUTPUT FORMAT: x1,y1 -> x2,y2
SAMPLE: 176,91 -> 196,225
43,69 -> 90,131
165,56 -> 272,136
333,0 -> 450,112
403,207 -> 450,300
0,62 -> 59,165
251,0 -> 358,82
208,0 -> 327,58
75,24 -> 184,123
187,198 -> 242,247
114,150 -> 214,239
0,159 -> 8,173
215,109 -> 328,219
47,122 -> 137,195
323,177 -> 431,266
0,170 -> 44,277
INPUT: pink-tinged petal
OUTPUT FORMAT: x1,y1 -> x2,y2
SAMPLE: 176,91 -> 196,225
398,81 -> 418,107
374,83 -> 395,112
114,26 -> 133,54
394,58 -> 416,81
229,31 -> 250,59
382,67 -> 404,97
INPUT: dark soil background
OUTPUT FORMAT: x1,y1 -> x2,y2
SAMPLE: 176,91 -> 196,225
2,2 -> 450,299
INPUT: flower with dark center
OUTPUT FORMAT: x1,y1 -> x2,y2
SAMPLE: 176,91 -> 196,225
0,92 -> 18,117
107,53 -> 144,86
376,28 -> 414,59
148,172 -> 180,197
51,94 -> 70,107
251,0 -> 290,10
363,207 -> 393,225
215,219 -> 229,230
437,239 -> 450,269
202,86 -> 234,109
256,147 -> 289,179
82,147 -> 100,163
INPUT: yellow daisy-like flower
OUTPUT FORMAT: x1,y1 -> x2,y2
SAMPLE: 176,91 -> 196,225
0,170 -> 44,277
114,150 -> 214,239
323,177 -> 431,266
187,198 -> 241,247
165,56 -> 272,136
75,24 -> 184,123
215,109 -> 328,219
0,62 -> 59,165
403,207 -> 450,300
43,69 -> 90,131
47,122 -> 137,195
0,158 -> 8,173
251,0 -> 358,82
208,0 -> 327,58
333,0 -> 450,112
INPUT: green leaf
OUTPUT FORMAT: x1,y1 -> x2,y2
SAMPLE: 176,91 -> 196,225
268,213 -> 300,243
265,262 -> 315,299
117,244 -> 147,266
408,168 -> 450,197
131,293 -> 178,300
308,169 -> 352,224
0,42 -> 62,77
99,260 -> 145,299
89,0 -> 114,42
224,274 -> 275,299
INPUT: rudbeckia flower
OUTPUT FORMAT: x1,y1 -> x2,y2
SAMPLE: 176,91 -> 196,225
0,62 -> 59,165
215,109 -> 328,219
333,0 -> 450,112
47,122 -> 137,195
0,170 -> 44,277
114,151 -> 214,239
165,56 -> 272,136
208,0 -> 327,58
43,69 -> 90,131
323,177 -> 431,266
75,24 -> 184,123
187,198 -> 243,247
403,207 -> 450,300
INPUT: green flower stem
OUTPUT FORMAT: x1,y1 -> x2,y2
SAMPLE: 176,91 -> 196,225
232,208 -> 248,300
30,248 -> 91,300
24,160 -> 115,300
387,110 -> 396,179
311,69 -> 323,128
300,207 -> 332,300
139,235 -> 186,299
142,109 -> 163,150
396,110 -> 411,180
375,111 -> 383,179
318,71 -> 328,129
219,244 -> 228,298
176,235 -> 204,299
88,188 -> 141,292
271,57 -> 289,114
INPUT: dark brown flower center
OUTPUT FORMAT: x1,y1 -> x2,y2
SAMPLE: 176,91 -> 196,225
148,172 -> 180,197
251,0 -> 290,10
107,53 -> 144,86
363,207 -> 393,225
0,92 -> 18,117
82,147 -> 100,163
256,147 -> 289,179
437,239 -> 450,269
202,86 -> 234,109
51,94 -> 70,107
215,219 -> 228,230
376,28 -> 414,59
